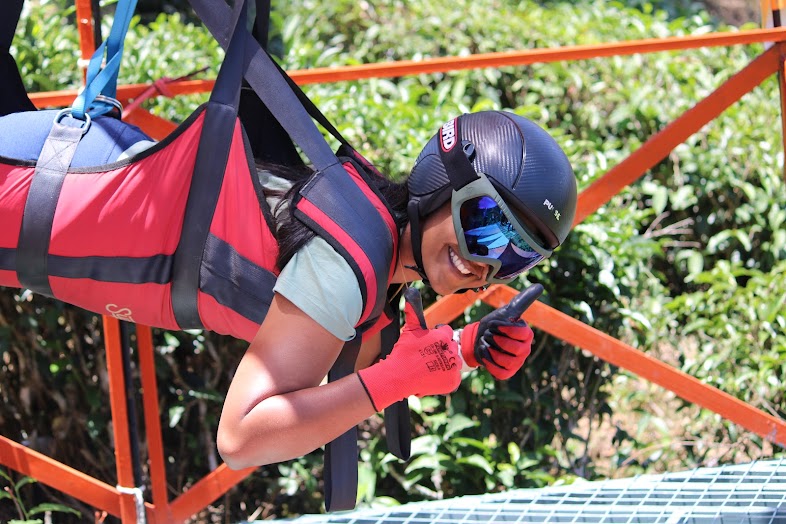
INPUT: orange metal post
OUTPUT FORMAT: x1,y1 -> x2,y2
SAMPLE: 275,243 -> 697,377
74,0 -> 96,82
575,45 -> 780,225
779,43 -> 786,181
103,316 -> 142,523
137,325 -> 172,523
167,465 -> 257,524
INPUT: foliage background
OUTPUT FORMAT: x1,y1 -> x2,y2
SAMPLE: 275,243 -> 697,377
1,0 -> 784,522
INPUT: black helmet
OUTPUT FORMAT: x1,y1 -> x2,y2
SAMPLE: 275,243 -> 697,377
406,111 -> 577,284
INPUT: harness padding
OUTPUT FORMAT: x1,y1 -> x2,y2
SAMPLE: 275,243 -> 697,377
0,106 -> 278,341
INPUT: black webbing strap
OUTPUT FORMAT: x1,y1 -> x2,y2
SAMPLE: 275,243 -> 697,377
253,0 -> 271,51
16,120 -> 85,296
170,0 -> 246,329
189,0 -> 349,176
239,0 -> 303,165
323,336 -> 362,511
380,291 -> 410,460
1,0 -> 35,116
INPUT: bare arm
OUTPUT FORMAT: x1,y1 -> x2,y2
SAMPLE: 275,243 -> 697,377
217,293 -> 378,469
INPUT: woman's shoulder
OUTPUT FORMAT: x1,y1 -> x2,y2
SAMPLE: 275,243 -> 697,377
273,236 -> 363,341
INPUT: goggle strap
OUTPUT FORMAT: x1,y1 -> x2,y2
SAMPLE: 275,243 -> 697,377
438,116 -> 479,190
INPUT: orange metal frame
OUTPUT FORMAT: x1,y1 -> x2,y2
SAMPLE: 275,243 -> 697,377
2,2 -> 786,521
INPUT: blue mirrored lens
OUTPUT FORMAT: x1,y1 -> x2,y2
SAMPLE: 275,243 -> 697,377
459,196 -> 544,279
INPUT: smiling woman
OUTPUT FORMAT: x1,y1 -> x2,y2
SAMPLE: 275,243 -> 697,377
217,110 -> 578,474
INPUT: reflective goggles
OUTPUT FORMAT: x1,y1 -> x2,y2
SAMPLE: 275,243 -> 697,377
451,173 -> 552,284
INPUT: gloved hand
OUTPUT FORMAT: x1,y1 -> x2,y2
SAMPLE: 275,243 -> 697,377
358,288 -> 462,411
459,284 -> 543,380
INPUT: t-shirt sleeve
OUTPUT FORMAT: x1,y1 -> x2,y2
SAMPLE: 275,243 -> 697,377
273,236 -> 363,341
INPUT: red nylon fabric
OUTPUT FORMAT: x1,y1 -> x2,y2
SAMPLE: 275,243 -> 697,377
0,164 -> 33,263
0,112 -> 276,341
209,122 -> 278,277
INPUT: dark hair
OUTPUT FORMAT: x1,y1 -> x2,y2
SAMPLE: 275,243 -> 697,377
258,161 -> 409,270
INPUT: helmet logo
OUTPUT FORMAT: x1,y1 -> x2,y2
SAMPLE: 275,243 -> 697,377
543,199 -> 561,221
440,118 -> 458,152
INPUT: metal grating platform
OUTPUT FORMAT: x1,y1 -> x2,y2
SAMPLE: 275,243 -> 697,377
272,458 -> 786,524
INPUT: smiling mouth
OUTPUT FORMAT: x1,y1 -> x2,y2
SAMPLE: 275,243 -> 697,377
449,246 -> 473,277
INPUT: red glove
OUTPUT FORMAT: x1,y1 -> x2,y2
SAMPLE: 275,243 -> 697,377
459,284 -> 542,380
358,288 -> 461,411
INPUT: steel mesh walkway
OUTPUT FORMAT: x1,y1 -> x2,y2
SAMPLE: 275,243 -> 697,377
272,458 -> 786,524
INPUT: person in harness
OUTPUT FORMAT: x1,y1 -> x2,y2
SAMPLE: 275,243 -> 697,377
0,0 -> 577,510
215,110 -> 577,468
0,80 -> 575,507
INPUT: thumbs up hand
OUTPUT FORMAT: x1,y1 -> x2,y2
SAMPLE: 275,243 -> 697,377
460,284 -> 542,380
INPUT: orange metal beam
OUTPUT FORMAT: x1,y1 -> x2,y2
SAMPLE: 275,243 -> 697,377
103,316 -> 142,523
478,285 -> 786,447
574,45 -> 780,225
283,27 -> 786,85
0,435 -> 122,515
137,325 -> 172,524
123,108 -> 179,141
28,28 -> 786,110
30,80 -> 216,109
167,464 -> 257,524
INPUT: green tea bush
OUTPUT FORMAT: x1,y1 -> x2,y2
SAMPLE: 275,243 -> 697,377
3,0 -> 784,521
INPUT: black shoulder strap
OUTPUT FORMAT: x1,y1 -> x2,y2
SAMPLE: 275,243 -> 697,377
0,0 -> 35,116
170,0 -> 247,328
191,0 -> 345,178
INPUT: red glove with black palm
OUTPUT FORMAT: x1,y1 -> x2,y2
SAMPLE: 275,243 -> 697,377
459,284 -> 542,380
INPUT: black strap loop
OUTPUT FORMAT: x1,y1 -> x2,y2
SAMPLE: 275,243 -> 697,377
17,120 -> 85,296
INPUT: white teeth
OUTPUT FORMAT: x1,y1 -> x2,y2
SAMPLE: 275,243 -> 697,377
449,247 -> 473,276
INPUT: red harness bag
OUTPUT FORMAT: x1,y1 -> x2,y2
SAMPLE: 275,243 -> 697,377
0,106 -> 279,342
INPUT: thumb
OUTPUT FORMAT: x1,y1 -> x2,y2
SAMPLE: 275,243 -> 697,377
402,287 -> 428,331
487,284 -> 544,323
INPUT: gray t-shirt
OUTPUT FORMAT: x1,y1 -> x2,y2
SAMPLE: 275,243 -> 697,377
261,171 -> 363,341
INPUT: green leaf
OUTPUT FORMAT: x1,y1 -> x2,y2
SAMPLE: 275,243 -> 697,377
455,455 -> 494,475
168,405 -> 185,428
443,414 -> 477,439
404,452 -> 451,474
14,476 -> 37,491
28,503 -> 81,517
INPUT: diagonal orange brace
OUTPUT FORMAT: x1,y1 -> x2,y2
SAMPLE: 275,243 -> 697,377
575,45 -> 781,224
167,464 -> 256,524
480,285 -> 786,448
0,434 -> 122,516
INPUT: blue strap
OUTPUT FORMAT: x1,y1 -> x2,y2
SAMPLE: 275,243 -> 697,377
72,0 -> 138,119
